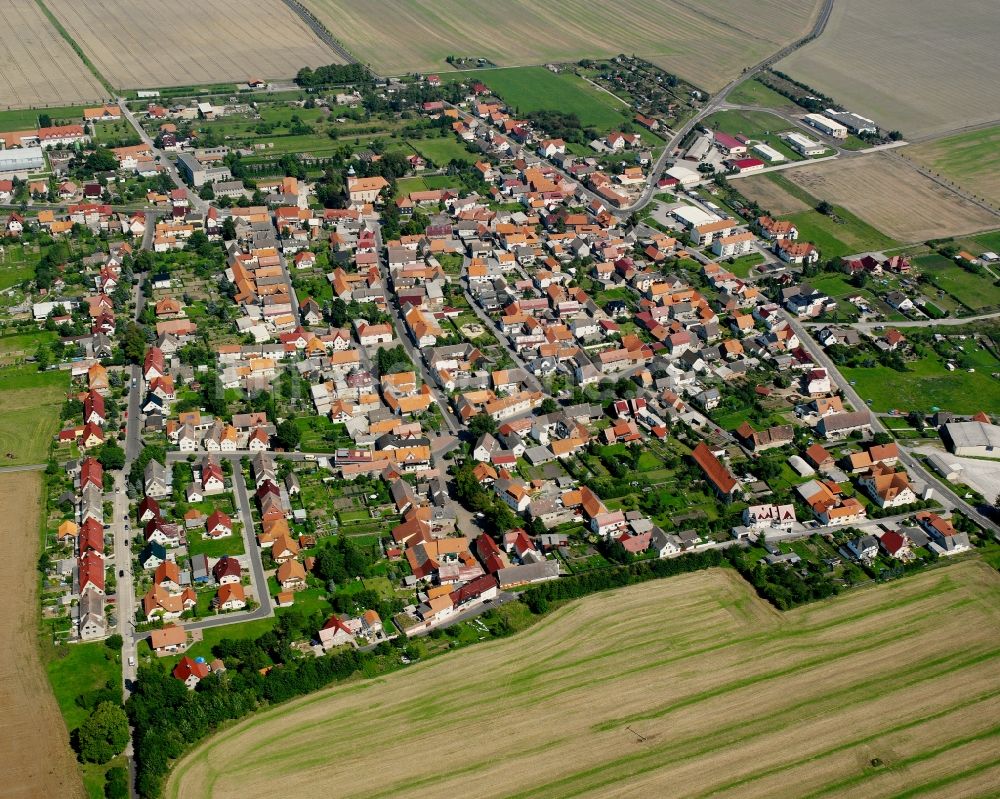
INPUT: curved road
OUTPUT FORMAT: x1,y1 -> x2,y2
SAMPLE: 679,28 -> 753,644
614,0 -> 837,216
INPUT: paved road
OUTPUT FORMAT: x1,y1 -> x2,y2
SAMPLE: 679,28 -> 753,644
784,312 -> 1000,538
0,201 -> 160,214
0,463 -> 46,473
613,0 -> 836,216
459,271 -> 545,394
127,463 -> 275,644
371,220 -> 462,435
279,249 -> 301,326
116,98 -> 210,216
231,466 -> 274,618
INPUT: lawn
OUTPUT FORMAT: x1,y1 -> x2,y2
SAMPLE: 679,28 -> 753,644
186,528 -> 245,559
45,641 -> 121,733
294,416 -> 353,452
406,136 -> 477,166
0,366 -> 68,465
970,230 -> 1000,254
166,562 -> 1000,799
726,252 -> 765,278
272,585 -> 332,617
913,254 -> 1000,312
83,756 -> 126,799
0,243 -> 39,290
782,207 -> 897,259
396,174 -> 460,196
636,451 -> 664,472
0,106 -> 86,130
162,617 -> 278,668
444,66 -> 630,132
0,330 -> 55,366
726,79 -> 795,109
91,119 -> 140,146
842,346 -> 1000,414
808,273 -> 897,316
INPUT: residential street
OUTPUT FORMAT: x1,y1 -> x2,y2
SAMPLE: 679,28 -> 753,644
784,312 -> 1000,538
116,98 -> 209,215
460,270 -> 545,394
230,464 -> 274,618
371,219 -> 462,435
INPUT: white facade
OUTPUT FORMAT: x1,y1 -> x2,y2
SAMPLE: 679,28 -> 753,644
784,132 -> 826,156
804,113 -> 848,139
751,143 -> 786,163
713,232 -> 755,257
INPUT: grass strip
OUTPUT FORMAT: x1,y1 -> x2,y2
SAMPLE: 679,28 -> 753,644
32,0 -> 116,95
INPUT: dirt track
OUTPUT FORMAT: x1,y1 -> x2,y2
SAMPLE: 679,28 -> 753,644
167,562 -> 1000,799
0,472 -> 85,799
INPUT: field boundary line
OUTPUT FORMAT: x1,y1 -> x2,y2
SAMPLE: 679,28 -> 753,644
280,0 -> 359,68
32,0 -> 115,96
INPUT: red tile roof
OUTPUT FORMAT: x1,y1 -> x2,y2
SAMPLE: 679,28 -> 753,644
691,442 -> 737,496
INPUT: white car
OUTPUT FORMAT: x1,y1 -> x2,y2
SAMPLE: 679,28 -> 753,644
128,657 -> 135,667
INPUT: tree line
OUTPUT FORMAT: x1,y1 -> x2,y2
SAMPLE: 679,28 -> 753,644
295,63 -> 370,88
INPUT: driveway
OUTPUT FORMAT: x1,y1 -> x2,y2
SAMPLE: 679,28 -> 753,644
912,444 -> 1000,504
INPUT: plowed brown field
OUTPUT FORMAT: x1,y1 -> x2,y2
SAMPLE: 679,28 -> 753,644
0,0 -> 105,108
301,0 -> 823,91
45,0 -> 342,89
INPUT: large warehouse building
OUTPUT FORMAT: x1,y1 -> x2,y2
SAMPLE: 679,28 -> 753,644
0,146 -> 44,176
940,421 -> 1000,456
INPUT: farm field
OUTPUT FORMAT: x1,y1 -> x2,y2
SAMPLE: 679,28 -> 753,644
0,471 -> 85,799
906,125 -> 1000,207
0,0 -> 105,109
776,155 -> 1000,242
737,170 -> 812,215
781,207 -> 896,260
301,0 -> 823,91
168,563 -> 1000,799
445,66 -> 630,132
737,172 -> 897,259
0,366 -> 68,465
778,0 -> 1000,138
44,0 -> 341,89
